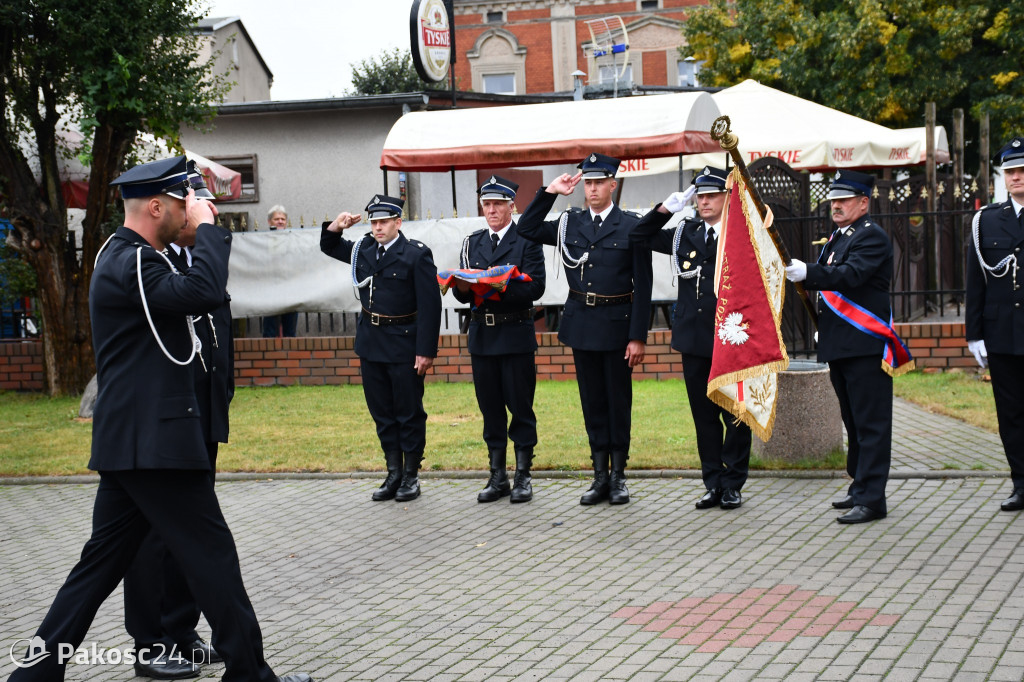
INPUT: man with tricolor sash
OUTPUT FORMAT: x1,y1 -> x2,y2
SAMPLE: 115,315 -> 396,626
966,136 -> 1024,512
786,170 -> 914,525
447,176 -> 546,503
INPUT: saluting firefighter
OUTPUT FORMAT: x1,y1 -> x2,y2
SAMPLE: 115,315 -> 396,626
966,137 -> 1024,512
9,156 -> 312,682
516,153 -> 653,506
122,162 -> 231,679
321,196 -> 442,502
632,167 -> 752,510
786,170 -> 898,525
452,176 -> 546,503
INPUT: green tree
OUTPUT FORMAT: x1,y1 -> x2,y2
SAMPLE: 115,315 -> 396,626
349,47 -> 439,95
0,0 -> 229,394
682,1 -> 1021,143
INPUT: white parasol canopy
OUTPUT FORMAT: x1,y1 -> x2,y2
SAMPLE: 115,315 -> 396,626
618,80 -> 949,177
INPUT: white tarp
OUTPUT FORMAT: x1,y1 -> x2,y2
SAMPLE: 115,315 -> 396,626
380,91 -> 722,171
226,214 -> 684,318
617,80 -> 950,177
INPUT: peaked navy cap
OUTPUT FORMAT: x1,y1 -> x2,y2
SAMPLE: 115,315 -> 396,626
692,166 -> 728,194
827,169 -> 875,200
577,152 -> 620,179
478,175 -> 519,201
995,137 -> 1024,170
110,156 -> 192,200
365,194 -> 404,221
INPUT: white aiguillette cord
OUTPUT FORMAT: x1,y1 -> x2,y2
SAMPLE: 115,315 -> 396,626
349,234 -> 375,306
972,209 -> 1017,285
555,212 -> 588,280
95,233 -> 200,368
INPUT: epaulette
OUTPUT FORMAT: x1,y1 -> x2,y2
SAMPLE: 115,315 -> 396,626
471,228 -> 487,237
623,210 -> 643,219
566,207 -> 584,214
979,202 -> 1002,212
410,239 -> 426,249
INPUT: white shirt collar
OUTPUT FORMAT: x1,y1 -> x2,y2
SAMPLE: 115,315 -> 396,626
378,236 -> 399,251
705,220 -> 721,239
1012,197 -> 1024,218
590,204 -> 614,223
169,242 -> 192,267
489,221 -> 512,244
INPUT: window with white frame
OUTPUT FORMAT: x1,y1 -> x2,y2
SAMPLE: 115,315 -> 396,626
482,73 -> 516,94
677,58 -> 703,87
598,63 -> 633,85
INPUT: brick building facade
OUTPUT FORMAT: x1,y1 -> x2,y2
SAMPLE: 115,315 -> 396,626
453,0 -> 707,95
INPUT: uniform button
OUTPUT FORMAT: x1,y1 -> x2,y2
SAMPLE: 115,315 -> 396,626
697,308 -> 703,313
187,407 -> 194,414
1016,303 -> 1021,308
588,264 -> 593,268
1017,248 -> 1021,253
590,245 -> 595,250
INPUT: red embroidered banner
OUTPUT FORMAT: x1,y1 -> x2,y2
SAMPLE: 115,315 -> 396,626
706,168 -> 789,441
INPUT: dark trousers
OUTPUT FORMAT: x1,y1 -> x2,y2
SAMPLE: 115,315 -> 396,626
262,312 -> 297,338
123,443 -> 218,655
572,348 -> 633,455
361,358 -> 427,456
10,470 -> 275,682
682,354 -> 752,492
987,353 -> 1024,488
471,352 -> 538,450
829,355 -> 892,515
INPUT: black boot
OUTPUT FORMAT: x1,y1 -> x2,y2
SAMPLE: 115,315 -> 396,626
478,448 -> 511,502
395,453 -> 422,502
371,451 -> 403,501
510,447 -> 534,503
580,452 -> 610,505
609,450 -> 630,505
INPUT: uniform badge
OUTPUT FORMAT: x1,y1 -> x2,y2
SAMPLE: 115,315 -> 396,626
1015,140 -> 1022,148
589,154 -> 597,162
702,168 -> 710,176
689,250 -> 697,258
488,175 -> 496,184
682,260 -> 691,269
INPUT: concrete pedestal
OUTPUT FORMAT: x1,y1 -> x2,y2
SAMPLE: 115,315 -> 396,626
752,359 -> 843,463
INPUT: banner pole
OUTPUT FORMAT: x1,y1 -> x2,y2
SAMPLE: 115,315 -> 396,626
710,115 -> 818,328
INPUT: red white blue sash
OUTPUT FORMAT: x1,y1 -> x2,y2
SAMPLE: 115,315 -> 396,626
819,290 -> 915,376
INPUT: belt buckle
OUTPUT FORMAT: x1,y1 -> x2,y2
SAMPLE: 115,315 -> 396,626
585,292 -> 597,306
484,313 -> 496,326
370,312 -> 381,326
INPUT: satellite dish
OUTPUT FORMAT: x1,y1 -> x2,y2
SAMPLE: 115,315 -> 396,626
585,16 -> 630,93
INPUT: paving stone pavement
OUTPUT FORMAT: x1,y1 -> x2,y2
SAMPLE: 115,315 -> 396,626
1,399 -> 1021,682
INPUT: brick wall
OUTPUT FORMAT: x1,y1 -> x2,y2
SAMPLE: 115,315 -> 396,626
0,341 -> 44,391
0,322 -> 977,391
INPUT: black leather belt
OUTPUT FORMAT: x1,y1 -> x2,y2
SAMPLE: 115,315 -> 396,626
362,309 -> 417,326
568,290 -> 633,306
470,308 -> 534,326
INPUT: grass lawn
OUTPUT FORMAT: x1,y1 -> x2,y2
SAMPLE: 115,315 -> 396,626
0,370 -> 997,477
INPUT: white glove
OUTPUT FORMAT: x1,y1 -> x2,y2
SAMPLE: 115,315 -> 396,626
663,185 -> 697,213
968,339 -> 988,368
785,259 -> 807,282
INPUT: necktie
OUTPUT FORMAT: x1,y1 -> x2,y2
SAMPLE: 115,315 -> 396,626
707,226 -> 716,245
491,232 -> 499,252
593,215 -> 603,234
377,245 -> 385,261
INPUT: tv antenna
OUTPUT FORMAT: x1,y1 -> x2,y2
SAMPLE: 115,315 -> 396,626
585,17 -> 629,98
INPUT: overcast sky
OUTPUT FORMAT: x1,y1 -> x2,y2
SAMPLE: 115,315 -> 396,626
204,0 -> 415,100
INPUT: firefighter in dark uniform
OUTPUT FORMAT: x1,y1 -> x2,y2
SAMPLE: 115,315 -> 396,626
966,137 -> 1024,512
452,176 -> 546,503
632,166 -> 752,510
9,156 -> 311,682
122,163 -> 231,678
321,196 -> 441,502
786,170 -> 894,524
516,153 -> 653,505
